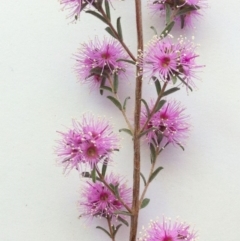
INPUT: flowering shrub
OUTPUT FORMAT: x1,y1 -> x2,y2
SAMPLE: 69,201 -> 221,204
56,0 -> 207,240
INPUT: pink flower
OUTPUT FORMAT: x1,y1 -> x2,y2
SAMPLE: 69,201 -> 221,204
60,0 -> 92,21
140,100 -> 189,147
142,217 -> 197,241
56,114 -> 119,173
79,173 -> 132,219
141,37 -> 203,88
148,0 -> 207,29
75,37 -> 130,90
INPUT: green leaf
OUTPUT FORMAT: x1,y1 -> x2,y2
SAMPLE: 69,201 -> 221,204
81,172 -> 91,178
100,85 -> 112,93
149,166 -> 163,182
105,27 -> 116,39
116,17 -> 123,41
160,21 -> 175,39
107,96 -> 122,110
150,143 -> 156,163
165,4 -> 171,24
113,73 -> 118,93
101,161 -> 108,177
177,75 -> 193,91
180,15 -> 185,29
172,75 -> 177,84
100,77 -> 106,95
90,67 -> 108,78
176,6 -> 199,16
114,210 -> 132,216
91,167 -> 96,183
162,87 -> 180,97
141,198 -> 150,209
153,77 -> 161,94
141,99 -> 150,117
154,100 -> 166,112
113,224 -> 122,237
117,216 -> 129,226
138,127 -> 157,139
117,59 -> 136,65
96,226 -> 111,238
123,96 -> 130,111
86,10 -> 108,24
117,59 -> 135,65
119,128 -> 132,136
177,143 -> 185,151
140,172 -> 147,186
150,26 -> 158,35
104,0 -> 111,20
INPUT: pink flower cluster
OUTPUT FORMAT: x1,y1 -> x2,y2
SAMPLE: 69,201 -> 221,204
56,114 -> 119,172
149,0 -> 207,28
141,100 -> 189,147
75,37 -> 130,90
80,173 -> 132,219
60,0 -> 113,21
141,217 -> 197,241
141,37 -> 203,88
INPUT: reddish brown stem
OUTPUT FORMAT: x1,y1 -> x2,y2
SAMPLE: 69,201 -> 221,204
129,1 -> 143,241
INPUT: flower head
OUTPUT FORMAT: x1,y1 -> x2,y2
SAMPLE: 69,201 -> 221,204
140,100 -> 189,147
56,114 -> 119,173
141,217 -> 197,241
141,37 -> 203,88
148,0 -> 207,29
79,173 -> 132,219
75,37 -> 130,90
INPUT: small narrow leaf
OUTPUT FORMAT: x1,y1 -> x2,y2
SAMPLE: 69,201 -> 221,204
150,26 -> 158,35
153,77 -> 161,95
180,15 -> 185,29
160,21 -> 175,39
91,167 -> 96,183
116,17 -> 123,41
113,224 -> 122,237
100,86 -> 112,93
91,67 -> 108,78
101,161 -> 108,177
100,77 -> 106,95
149,166 -> 164,182
141,99 -> 150,117
138,127 -> 157,139
86,10 -> 108,24
123,96 -> 130,111
140,172 -> 147,186
96,226 -> 111,238
150,143 -> 156,163
177,75 -> 193,91
117,216 -> 129,226
119,128 -> 132,136
141,198 -> 150,209
172,75 -> 177,84
177,143 -> 185,151
107,96 -> 122,110
82,172 -> 91,178
105,27 -> 116,39
154,100 -> 166,112
117,59 -> 135,65
113,73 -> 119,93
165,4 -> 171,24
176,6 -> 199,16
114,210 -> 132,216
104,0 -> 111,20
162,87 -> 180,97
